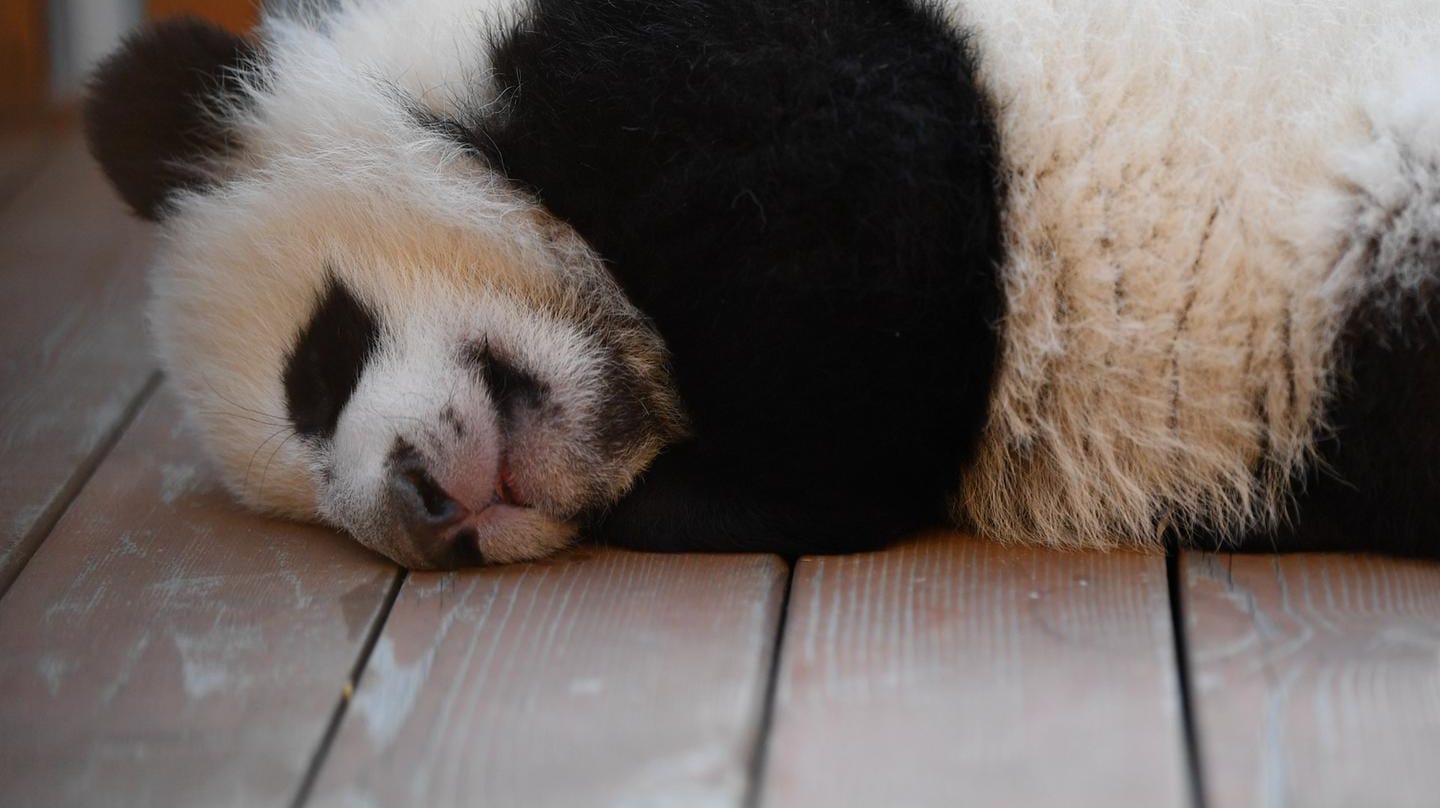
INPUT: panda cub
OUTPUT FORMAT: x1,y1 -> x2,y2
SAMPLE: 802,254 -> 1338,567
85,0 -> 1440,568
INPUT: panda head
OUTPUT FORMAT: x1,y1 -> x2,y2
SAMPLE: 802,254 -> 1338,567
83,18 -> 688,568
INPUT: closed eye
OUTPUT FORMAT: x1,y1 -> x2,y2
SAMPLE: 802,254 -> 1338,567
465,342 -> 549,424
283,275 -> 381,440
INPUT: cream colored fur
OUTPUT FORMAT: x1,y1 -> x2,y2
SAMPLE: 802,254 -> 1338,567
945,0 -> 1440,549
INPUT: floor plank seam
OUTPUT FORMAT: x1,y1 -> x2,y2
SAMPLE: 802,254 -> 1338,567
0,370 -> 163,603
742,558 -> 796,808
1166,547 -> 1210,808
290,567 -> 408,808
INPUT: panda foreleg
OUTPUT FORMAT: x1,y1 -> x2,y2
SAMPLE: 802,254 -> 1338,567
584,443 -> 926,559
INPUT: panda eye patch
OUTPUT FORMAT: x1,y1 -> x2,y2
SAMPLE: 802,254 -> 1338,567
465,342 -> 549,424
284,276 -> 381,440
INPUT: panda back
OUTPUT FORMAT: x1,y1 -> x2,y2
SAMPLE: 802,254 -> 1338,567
950,0 -> 1440,548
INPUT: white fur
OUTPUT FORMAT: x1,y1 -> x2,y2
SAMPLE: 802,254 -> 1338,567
945,0 -> 1440,549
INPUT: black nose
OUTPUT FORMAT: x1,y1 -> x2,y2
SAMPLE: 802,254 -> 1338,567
386,442 -> 484,567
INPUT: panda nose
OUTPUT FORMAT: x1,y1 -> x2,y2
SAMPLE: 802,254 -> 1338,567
393,455 -> 464,525
386,442 -> 484,567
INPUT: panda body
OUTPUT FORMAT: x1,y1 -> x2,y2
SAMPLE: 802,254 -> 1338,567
84,0 -> 1440,566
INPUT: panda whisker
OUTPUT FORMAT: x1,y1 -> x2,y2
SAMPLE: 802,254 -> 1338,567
199,372 -> 289,424
259,430 -> 303,498
244,424 -> 293,497
197,409 -> 288,428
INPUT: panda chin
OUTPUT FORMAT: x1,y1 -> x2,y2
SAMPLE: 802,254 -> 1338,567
456,509 -> 580,567
350,507 -> 579,571
392,504 -> 580,571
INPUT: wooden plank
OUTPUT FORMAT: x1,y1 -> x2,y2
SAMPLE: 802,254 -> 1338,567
0,130 -> 156,595
1183,552 -> 1440,808
0,388 -> 400,807
761,532 -> 1190,807
310,552 -> 788,806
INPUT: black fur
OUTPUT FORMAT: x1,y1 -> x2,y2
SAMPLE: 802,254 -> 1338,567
84,18 -> 258,221
284,277 -> 382,441
484,0 -> 1006,555
1247,278 -> 1440,556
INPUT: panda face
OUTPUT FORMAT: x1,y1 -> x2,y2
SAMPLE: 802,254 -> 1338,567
87,16 -> 687,568
147,120 -> 685,568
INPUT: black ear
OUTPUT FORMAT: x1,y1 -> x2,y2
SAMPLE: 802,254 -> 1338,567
83,18 -> 259,221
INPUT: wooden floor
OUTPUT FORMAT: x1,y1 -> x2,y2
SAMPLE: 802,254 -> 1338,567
2,128 -> 1438,808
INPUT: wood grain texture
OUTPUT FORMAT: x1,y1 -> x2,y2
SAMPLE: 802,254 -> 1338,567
761,532 -> 1189,808
0,131 -> 156,595
1184,552 -> 1440,808
311,552 -> 788,807
0,389 -> 399,808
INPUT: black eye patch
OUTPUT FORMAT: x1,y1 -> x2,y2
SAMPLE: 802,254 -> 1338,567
465,342 -> 549,425
284,276 -> 381,440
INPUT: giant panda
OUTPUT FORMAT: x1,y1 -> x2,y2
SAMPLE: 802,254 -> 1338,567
84,0 -> 1440,568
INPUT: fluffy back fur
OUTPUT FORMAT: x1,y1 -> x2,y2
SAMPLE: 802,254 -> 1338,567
948,0 -> 1440,549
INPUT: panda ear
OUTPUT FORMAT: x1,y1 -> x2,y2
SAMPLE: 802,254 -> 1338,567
83,18 -> 260,221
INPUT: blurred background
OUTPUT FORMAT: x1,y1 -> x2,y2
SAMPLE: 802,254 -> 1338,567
1,0 -> 258,123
